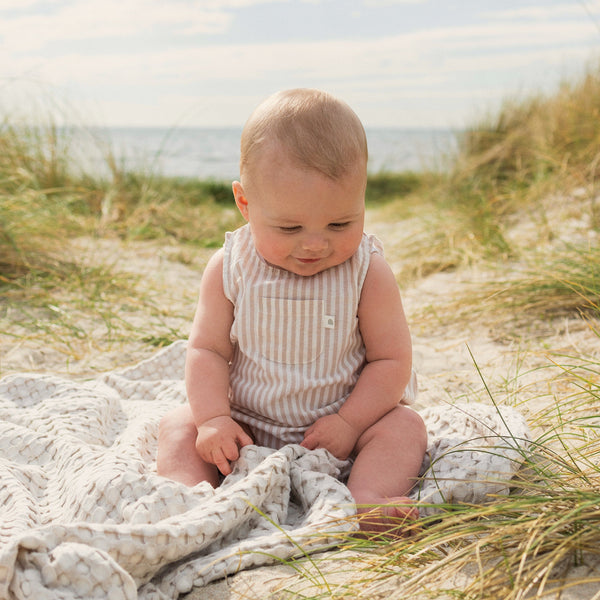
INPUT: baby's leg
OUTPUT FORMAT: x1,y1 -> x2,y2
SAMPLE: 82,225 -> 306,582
156,404 -> 220,487
347,405 -> 427,535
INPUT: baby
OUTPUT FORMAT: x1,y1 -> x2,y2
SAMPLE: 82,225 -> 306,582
157,88 -> 427,534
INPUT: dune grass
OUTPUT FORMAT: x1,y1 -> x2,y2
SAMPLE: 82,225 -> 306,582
380,350 -> 599,600
374,64 -> 600,284
0,129 -> 241,282
0,116 -> 246,359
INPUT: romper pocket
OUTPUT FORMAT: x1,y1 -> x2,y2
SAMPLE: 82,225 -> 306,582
258,297 -> 324,364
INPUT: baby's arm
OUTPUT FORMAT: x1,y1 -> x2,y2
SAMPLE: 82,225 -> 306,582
186,249 -> 253,475
301,253 -> 412,458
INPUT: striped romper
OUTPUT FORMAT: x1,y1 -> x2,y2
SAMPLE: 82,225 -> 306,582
222,224 -> 417,449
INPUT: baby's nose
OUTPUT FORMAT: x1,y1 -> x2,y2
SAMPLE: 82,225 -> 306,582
302,234 -> 328,251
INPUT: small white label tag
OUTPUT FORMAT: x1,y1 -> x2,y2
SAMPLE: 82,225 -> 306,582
323,315 -> 335,329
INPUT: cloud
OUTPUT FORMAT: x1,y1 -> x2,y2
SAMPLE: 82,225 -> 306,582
2,0 -> 599,126
0,0 -> 61,8
0,0 -> 291,53
13,17 -> 594,86
484,3 -> 600,20
362,0 -> 426,5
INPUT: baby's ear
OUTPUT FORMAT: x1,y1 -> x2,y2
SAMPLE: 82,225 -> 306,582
232,181 -> 249,221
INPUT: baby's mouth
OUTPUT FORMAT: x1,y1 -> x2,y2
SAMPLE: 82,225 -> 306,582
296,257 -> 322,263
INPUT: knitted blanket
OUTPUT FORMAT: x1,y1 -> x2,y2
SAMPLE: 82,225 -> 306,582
0,341 -> 531,599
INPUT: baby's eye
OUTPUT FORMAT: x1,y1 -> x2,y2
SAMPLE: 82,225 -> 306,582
279,225 -> 302,233
328,222 -> 350,230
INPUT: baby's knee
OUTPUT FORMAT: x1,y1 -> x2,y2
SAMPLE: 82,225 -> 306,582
382,405 -> 427,450
404,407 -> 427,451
358,405 -> 426,451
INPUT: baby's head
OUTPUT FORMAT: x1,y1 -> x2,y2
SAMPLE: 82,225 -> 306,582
233,89 -> 368,276
239,88 -> 368,183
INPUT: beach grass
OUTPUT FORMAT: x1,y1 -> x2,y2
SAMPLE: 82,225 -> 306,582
0,117 -> 245,360
373,347 -> 598,600
2,63 -> 600,598
375,64 -> 600,285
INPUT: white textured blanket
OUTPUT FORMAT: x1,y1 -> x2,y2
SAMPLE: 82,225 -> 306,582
0,341 -> 531,599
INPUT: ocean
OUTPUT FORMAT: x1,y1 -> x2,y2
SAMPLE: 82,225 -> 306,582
73,126 -> 458,181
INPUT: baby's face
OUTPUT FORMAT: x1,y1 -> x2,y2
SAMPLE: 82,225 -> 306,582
235,146 -> 366,276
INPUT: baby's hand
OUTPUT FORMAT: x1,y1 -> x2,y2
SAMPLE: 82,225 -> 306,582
300,413 -> 359,460
195,416 -> 253,476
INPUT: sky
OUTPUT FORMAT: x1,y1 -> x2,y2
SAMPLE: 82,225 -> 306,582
1,0 -> 600,129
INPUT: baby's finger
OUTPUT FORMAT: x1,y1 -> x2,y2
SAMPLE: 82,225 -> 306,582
237,430 -> 254,448
211,448 -> 232,476
222,438 -> 242,463
300,432 -> 318,450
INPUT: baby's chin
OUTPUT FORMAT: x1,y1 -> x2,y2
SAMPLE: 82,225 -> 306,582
287,257 -> 339,276
262,255 -> 336,276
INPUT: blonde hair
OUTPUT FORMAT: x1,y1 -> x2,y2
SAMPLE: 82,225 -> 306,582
240,88 -> 368,181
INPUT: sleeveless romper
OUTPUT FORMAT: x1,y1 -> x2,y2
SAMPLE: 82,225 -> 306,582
222,224 -> 416,449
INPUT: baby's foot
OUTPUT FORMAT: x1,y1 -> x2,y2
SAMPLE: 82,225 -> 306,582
355,496 -> 419,537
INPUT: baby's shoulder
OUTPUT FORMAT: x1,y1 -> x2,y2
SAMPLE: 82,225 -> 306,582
203,248 -> 226,281
362,251 -> 396,291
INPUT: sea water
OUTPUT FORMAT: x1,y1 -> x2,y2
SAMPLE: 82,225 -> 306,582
69,126 -> 458,181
